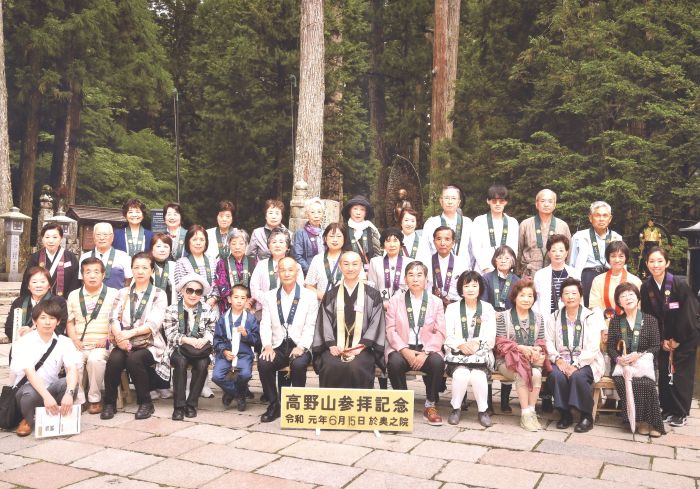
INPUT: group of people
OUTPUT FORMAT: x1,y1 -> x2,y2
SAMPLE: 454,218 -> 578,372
5,186 -> 697,440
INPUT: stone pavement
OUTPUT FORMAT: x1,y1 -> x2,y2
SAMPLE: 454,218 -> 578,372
0,342 -> 699,489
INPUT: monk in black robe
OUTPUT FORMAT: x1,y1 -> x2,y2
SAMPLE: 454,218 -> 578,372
312,252 -> 385,388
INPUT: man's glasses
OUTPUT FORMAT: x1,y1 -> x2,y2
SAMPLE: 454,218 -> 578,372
185,288 -> 204,296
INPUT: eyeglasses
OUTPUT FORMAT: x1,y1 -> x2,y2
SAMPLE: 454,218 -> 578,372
185,288 -> 204,296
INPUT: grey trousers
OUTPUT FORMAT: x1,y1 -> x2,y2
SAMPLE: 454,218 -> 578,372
15,377 -> 67,429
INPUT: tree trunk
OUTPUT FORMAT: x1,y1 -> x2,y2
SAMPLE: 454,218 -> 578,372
369,0 -> 387,227
50,79 -> 82,210
293,0 -> 324,199
445,0 -> 460,145
66,80 -> 82,205
0,0 -> 13,270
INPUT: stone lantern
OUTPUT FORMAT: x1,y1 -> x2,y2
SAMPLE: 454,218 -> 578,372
0,207 -> 32,281
45,211 -> 79,255
678,220 -> 700,296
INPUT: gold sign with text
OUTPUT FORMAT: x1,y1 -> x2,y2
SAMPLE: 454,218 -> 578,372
280,387 -> 414,432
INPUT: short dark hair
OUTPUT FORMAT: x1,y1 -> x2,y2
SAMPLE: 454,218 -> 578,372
399,208 -> 418,222
218,200 -> 236,216
457,270 -> 485,298
26,266 -> 52,284
645,245 -> 669,263
150,232 -> 172,251
40,223 -> 64,238
559,277 -> 583,299
264,199 -> 285,213
131,251 -> 154,270
380,227 -> 403,247
184,225 -> 209,254
122,198 -> 147,218
546,234 -> 570,252
433,225 -> 455,240
405,260 -> 428,277
487,185 -> 509,200
491,245 -> 516,270
605,240 -> 630,263
80,257 -> 105,273
614,282 -> 641,309
509,278 -> 537,305
323,222 -> 347,245
31,298 -> 64,322
230,283 -> 251,299
163,202 -> 183,217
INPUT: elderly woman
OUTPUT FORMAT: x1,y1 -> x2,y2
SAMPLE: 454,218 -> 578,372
157,274 -> 218,420
212,228 -> 256,313
589,241 -> 642,318
247,199 -> 292,261
174,225 -> 217,307
206,200 -> 236,261
546,277 -> 605,433
482,245 -> 520,312
292,197 -> 325,275
102,252 -> 168,420
367,228 -> 410,307
250,229 -> 304,315
342,195 -> 381,270
163,202 -> 187,260
494,278 -> 547,430
399,208 -> 422,259
641,246 -> 699,428
444,271 -> 496,427
608,282 -> 664,436
6,267 -> 68,342
114,198 -> 153,256
305,223 -> 347,301
20,223 -> 80,299
533,234 -> 580,315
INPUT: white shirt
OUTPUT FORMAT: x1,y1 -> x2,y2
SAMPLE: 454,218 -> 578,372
444,300 -> 497,351
11,331 -> 81,388
408,292 -> 424,346
260,285 -> 318,349
426,253 -> 465,302
470,213 -> 520,273
418,213 -> 473,268
250,258 -> 305,311
569,228 -> 622,271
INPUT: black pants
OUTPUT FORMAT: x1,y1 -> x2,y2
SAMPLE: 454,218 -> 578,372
548,364 -> 594,415
171,350 -> 210,409
104,348 -> 155,405
659,342 -> 697,417
387,351 -> 445,403
257,339 -> 311,405
581,267 -> 605,307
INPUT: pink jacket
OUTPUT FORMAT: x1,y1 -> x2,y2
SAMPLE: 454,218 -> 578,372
385,290 -> 446,361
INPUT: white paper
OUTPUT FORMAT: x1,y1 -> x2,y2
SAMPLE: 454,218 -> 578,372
34,404 -> 81,438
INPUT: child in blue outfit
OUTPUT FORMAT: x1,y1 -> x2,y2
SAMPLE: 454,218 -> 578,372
212,284 -> 259,411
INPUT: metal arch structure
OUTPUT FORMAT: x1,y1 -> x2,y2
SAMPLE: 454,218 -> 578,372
385,154 -> 424,226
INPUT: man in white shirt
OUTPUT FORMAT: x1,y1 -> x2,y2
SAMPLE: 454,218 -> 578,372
418,186 -> 473,268
470,185 -> 520,274
568,201 -> 622,306
258,257 -> 319,422
79,222 -> 133,290
427,226 -> 467,308
11,299 -> 80,436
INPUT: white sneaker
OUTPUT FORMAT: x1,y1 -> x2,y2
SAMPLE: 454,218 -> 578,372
158,389 -> 172,399
149,390 -> 161,400
200,384 -> 215,398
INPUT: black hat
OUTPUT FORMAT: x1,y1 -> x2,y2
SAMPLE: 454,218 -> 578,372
342,195 -> 374,221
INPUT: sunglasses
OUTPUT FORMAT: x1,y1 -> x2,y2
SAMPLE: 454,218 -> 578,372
185,287 -> 204,296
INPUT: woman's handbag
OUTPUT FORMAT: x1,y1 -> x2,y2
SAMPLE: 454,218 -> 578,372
445,340 -> 495,370
179,342 -> 213,359
128,331 -> 154,350
0,339 -> 57,429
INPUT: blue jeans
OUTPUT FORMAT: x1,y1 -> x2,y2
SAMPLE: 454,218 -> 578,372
212,355 -> 253,397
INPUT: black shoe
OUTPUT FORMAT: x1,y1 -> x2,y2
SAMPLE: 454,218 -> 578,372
100,403 -> 116,420
246,388 -> 254,399
478,411 -> 493,428
261,403 -> 280,423
237,394 -> 247,412
135,403 -> 155,420
378,377 -> 388,390
172,408 -> 185,421
556,413 -> 573,429
184,405 -> 197,418
222,392 -> 234,407
574,416 -> 594,433
541,396 -> 553,413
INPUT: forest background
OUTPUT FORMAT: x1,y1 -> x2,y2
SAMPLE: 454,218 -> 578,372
2,0 -> 698,274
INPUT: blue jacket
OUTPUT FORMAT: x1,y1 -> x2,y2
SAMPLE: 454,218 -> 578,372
292,225 -> 323,275
113,227 -> 153,255
213,310 -> 260,360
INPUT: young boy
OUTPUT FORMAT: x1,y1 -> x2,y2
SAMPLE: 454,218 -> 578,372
10,299 -> 80,436
211,284 -> 260,411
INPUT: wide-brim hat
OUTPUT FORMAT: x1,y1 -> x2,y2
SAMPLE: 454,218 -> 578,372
176,273 -> 211,297
342,195 -> 374,221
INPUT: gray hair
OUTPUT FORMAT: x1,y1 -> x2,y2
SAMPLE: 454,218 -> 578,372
267,228 -> 291,249
227,228 -> 250,246
535,188 -> 557,203
304,197 -> 324,217
589,201 -> 611,214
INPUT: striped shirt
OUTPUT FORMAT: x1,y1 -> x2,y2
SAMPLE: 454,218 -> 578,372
67,286 -> 119,347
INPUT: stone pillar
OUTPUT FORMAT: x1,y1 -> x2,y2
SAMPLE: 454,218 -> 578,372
289,180 -> 310,233
320,199 -> 340,229
37,186 -> 55,248
0,207 -> 32,281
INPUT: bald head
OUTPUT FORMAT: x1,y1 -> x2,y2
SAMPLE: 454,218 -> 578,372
339,251 -> 363,286
535,189 -> 557,217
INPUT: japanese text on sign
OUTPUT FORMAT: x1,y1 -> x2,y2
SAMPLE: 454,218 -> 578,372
280,387 -> 414,432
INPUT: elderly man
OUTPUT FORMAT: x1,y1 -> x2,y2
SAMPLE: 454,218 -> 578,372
312,251 -> 386,388
418,186 -> 472,269
517,189 -> 571,279
79,222 -> 132,289
569,201 -> 622,306
258,257 -> 318,423
65,257 -> 119,414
